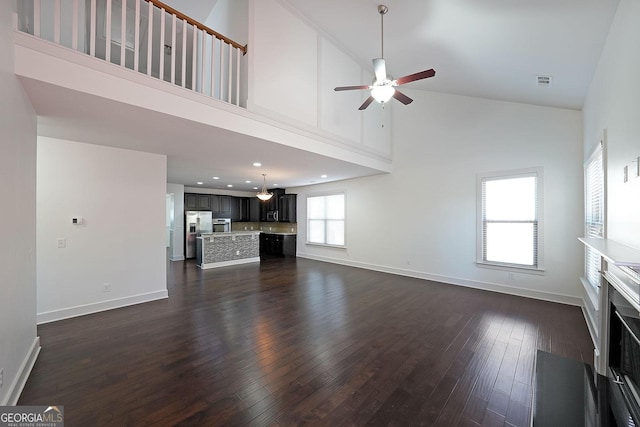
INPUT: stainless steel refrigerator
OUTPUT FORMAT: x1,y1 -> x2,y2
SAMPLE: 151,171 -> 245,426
185,211 -> 213,259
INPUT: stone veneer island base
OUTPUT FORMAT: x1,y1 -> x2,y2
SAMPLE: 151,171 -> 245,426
196,231 -> 261,269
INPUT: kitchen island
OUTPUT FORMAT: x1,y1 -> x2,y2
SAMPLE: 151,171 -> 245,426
196,231 -> 261,269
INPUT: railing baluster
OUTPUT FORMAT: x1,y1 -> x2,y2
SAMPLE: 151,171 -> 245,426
34,0 -> 40,38
54,0 -> 61,44
201,30 -> 207,94
159,8 -> 165,81
105,0 -> 112,63
120,0 -> 126,67
211,36 -> 220,99
227,43 -> 232,103
218,40 -> 223,101
191,24 -> 197,91
181,19 -> 187,88
170,13 -> 176,84
146,0 -> 152,76
236,48 -> 241,106
90,0 -> 96,56
72,0 -> 78,51
134,0 -> 140,72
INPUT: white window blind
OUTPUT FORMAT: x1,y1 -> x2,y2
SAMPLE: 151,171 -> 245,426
584,142 -> 604,288
478,169 -> 542,269
307,193 -> 345,246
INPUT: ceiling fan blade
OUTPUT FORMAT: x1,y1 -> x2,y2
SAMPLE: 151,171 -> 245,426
393,90 -> 413,105
334,85 -> 370,91
395,69 -> 436,86
358,96 -> 375,110
373,58 -> 387,82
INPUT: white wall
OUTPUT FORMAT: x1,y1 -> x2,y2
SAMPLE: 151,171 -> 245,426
583,0 -> 640,250
248,0 -> 392,157
37,137 -> 168,323
0,2 -> 39,405
295,90 -> 584,304
205,0 -> 248,45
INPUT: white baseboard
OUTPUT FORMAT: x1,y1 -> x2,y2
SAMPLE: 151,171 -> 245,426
2,336 -> 41,406
297,252 -> 583,307
36,290 -> 169,325
199,257 -> 260,269
169,255 -> 185,261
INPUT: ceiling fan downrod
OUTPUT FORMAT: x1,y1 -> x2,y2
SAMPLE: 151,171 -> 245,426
378,5 -> 388,59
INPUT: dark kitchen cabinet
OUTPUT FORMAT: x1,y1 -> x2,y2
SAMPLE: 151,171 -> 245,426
230,198 -> 243,221
278,194 -> 297,223
248,197 -> 261,222
211,195 -> 232,218
260,233 -> 296,258
185,193 -> 211,211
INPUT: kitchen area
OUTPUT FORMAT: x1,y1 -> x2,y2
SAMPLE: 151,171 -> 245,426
183,189 -> 297,269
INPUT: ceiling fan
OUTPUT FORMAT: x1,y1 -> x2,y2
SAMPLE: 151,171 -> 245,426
334,5 -> 436,110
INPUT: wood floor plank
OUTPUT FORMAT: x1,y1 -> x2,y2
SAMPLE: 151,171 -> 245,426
18,258 -> 593,426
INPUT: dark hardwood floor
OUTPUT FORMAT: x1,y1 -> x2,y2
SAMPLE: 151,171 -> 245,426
19,258 -> 594,426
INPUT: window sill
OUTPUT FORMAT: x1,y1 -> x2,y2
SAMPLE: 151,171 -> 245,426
305,242 -> 347,249
475,261 -> 546,275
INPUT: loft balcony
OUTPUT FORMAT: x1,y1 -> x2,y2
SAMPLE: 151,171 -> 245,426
12,0 -> 393,186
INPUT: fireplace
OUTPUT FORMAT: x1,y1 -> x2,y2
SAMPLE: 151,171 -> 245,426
608,285 -> 640,426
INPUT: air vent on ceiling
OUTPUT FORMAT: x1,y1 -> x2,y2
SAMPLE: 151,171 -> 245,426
536,75 -> 552,87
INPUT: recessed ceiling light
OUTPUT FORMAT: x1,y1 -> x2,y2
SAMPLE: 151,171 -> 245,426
197,181 -> 203,185
253,186 -> 258,190
273,184 -> 279,186
245,180 -> 251,184
227,184 -> 233,188
321,174 -> 327,178
253,162 -> 262,167
213,176 -> 219,180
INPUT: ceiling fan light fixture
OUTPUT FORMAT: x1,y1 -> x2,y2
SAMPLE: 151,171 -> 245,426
256,174 -> 273,201
371,84 -> 395,103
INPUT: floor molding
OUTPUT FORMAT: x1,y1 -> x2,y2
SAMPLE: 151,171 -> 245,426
3,336 -> 41,406
36,290 -> 169,325
297,253 -> 582,307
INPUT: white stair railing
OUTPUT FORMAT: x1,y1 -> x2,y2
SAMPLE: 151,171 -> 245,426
16,0 -> 247,107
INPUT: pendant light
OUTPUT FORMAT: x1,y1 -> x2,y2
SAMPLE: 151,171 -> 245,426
256,174 -> 273,201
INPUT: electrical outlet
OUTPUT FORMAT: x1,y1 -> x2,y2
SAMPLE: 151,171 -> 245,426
103,283 -> 111,292
57,238 -> 66,248
508,272 -> 515,280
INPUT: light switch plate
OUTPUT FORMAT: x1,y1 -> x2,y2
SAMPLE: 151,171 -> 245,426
57,238 -> 66,248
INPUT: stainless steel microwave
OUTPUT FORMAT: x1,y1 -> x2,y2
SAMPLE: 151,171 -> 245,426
266,211 -> 278,222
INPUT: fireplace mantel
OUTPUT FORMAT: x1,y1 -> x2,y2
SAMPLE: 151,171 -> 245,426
579,237 -> 640,375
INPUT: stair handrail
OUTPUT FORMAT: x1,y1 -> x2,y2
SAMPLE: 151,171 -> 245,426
147,0 -> 247,55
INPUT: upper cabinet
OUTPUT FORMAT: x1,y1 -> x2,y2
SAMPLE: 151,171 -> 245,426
278,194 -> 297,223
212,195 -> 232,218
185,193 -> 212,211
185,191 -> 296,223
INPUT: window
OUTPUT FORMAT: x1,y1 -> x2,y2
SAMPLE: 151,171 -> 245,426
584,142 -> 605,288
307,193 -> 345,246
477,168 -> 543,270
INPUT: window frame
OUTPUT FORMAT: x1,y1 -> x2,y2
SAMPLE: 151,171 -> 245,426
583,140 -> 606,290
476,167 -> 545,272
305,191 -> 346,248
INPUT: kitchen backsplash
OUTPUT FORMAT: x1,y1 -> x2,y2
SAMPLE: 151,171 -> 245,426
232,222 -> 297,234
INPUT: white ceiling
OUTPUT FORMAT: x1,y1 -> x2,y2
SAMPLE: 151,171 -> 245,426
25,0 -> 620,192
286,0 -> 619,110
